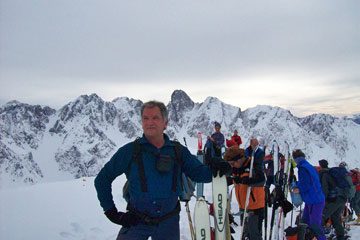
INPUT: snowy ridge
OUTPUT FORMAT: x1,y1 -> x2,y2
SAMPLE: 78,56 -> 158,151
1,90 -> 360,188
351,113 -> 360,125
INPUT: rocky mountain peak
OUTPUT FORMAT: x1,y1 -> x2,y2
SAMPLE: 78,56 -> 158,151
167,90 -> 195,127
170,90 -> 194,111
1,90 -> 360,187
0,100 -> 56,149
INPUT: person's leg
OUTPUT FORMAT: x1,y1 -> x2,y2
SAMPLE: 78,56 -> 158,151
256,208 -> 265,237
322,200 -> 338,225
331,198 -> 347,240
246,211 -> 262,240
308,202 -> 326,240
301,204 -> 310,225
116,224 -> 153,240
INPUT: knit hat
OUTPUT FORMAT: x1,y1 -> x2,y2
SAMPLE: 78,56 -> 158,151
224,146 -> 246,163
319,159 -> 328,169
292,149 -> 305,159
214,121 -> 221,128
292,149 -> 305,164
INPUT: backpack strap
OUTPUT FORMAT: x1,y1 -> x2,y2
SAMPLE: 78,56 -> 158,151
129,139 -> 183,194
129,138 -> 147,192
171,140 -> 183,192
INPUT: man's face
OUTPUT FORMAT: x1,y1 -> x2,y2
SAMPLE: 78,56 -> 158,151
215,126 -> 221,133
142,106 -> 168,139
251,139 -> 259,149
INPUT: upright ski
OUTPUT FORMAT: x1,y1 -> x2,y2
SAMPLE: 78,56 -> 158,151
212,174 -> 228,240
269,140 -> 280,240
194,197 -> 211,240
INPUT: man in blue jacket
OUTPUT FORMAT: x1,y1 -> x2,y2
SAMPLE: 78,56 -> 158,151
292,149 -> 326,240
94,100 -> 230,240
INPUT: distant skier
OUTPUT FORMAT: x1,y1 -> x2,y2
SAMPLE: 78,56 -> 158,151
226,129 -> 242,148
94,100 -> 228,240
207,121 -> 225,157
292,150 -> 326,240
224,139 -> 265,240
232,129 -> 242,146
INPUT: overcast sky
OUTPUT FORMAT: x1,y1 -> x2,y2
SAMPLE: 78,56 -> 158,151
1,0 -> 359,117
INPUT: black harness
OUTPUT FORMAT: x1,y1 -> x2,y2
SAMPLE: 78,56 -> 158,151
125,139 -> 184,225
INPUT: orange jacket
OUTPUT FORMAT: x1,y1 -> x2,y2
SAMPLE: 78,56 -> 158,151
233,158 -> 265,210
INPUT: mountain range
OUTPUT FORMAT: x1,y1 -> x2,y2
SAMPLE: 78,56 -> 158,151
0,89 -> 359,188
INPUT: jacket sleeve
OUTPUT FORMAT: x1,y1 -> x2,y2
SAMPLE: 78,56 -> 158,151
94,143 -> 133,211
181,146 -> 213,183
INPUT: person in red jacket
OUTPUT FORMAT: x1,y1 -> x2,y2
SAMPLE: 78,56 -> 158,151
232,130 -> 242,146
226,130 -> 242,148
350,168 -> 360,223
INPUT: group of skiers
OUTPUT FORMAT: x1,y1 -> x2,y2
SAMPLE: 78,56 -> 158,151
94,99 -> 359,240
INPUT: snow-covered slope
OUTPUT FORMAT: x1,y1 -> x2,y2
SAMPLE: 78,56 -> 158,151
1,90 -> 360,188
1,177 -> 360,240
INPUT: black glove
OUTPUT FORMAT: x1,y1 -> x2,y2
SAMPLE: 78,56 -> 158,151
280,198 -> 293,216
104,207 -> 139,228
210,158 -> 232,177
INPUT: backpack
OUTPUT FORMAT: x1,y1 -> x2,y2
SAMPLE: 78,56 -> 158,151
350,169 -> 360,184
122,138 -> 195,203
329,167 -> 356,199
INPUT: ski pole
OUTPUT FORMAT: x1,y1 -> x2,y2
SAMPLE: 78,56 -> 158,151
183,137 -> 195,239
264,186 -> 269,240
185,201 -> 195,240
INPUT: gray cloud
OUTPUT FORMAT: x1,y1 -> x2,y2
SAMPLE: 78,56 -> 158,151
1,0 -> 359,116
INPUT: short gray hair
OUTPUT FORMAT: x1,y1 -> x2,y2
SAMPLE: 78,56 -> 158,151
141,100 -> 168,121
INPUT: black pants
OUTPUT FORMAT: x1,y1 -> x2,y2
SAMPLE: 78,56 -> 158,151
241,208 -> 264,240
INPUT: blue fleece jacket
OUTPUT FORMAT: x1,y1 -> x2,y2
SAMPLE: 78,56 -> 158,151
296,157 -> 325,204
94,134 -> 212,217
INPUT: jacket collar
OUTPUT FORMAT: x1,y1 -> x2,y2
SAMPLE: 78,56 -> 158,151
296,157 -> 307,167
139,133 -> 173,147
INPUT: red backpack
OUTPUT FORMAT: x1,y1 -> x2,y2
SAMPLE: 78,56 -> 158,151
350,169 -> 360,184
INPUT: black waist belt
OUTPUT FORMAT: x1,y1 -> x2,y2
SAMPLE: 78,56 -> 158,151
127,201 -> 181,226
